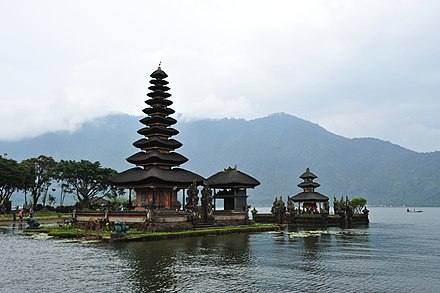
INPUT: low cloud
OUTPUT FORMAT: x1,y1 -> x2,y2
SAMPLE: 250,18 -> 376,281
1,1 -> 440,152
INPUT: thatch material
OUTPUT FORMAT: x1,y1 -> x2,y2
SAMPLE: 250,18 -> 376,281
126,151 -> 188,165
207,169 -> 260,188
290,192 -> 329,202
300,167 -> 317,179
109,167 -> 205,187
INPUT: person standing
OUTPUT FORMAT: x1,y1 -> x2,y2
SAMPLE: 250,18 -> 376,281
18,210 -> 23,222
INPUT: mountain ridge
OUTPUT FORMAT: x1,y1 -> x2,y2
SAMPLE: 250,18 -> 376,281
2,112 -> 439,206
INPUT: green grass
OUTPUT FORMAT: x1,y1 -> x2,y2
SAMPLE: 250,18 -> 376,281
0,211 -> 71,222
23,224 -> 279,241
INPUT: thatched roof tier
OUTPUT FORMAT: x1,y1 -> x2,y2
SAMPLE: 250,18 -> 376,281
207,169 -> 260,188
290,192 -> 329,202
149,79 -> 169,86
139,116 -> 177,126
297,181 -> 321,189
133,138 -> 182,150
126,151 -> 188,166
145,98 -> 173,107
109,167 -> 205,187
142,106 -> 175,116
150,67 -> 168,79
147,91 -> 171,98
300,168 -> 317,179
148,85 -> 170,92
137,126 -> 179,137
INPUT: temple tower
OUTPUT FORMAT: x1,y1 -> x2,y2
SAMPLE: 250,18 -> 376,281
110,66 -> 204,210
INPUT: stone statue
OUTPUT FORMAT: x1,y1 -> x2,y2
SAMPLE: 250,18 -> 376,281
287,196 -> 295,214
201,180 -> 214,222
185,180 -> 200,221
333,196 -> 339,214
322,201 -> 329,214
271,196 -> 286,224
251,207 -> 258,220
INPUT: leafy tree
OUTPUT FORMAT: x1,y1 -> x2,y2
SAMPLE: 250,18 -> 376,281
351,197 -> 367,214
0,155 -> 26,207
57,160 -> 118,209
21,155 -> 58,208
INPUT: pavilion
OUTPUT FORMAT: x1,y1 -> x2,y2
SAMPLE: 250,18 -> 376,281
207,167 -> 260,212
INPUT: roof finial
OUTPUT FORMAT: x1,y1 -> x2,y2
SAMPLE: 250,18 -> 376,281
158,61 -> 162,70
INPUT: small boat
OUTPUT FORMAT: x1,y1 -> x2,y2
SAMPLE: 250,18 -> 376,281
407,209 -> 423,213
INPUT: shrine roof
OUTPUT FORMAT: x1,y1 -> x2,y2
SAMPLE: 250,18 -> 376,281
290,191 -> 329,202
207,169 -> 260,188
299,168 -> 317,179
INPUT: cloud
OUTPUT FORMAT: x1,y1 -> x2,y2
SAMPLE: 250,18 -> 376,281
1,1 -> 440,152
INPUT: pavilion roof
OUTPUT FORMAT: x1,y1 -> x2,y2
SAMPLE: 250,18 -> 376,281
109,167 -> 205,187
299,168 -> 317,179
290,191 -> 329,202
207,169 -> 260,188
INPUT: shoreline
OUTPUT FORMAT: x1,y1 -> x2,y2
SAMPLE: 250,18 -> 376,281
14,223 -> 280,242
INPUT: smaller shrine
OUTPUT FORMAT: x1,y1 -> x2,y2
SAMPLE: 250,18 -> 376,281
253,168 -> 369,227
207,167 -> 260,212
289,168 -> 329,213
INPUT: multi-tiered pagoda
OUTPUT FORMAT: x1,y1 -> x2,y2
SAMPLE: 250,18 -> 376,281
109,66 -> 204,210
290,168 -> 329,212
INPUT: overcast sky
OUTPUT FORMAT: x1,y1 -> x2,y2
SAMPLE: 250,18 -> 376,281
1,1 -> 440,152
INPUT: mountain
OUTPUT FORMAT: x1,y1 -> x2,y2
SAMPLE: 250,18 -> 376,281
2,113 -> 440,206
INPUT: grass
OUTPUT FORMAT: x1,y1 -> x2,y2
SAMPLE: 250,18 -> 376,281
0,211 -> 71,222
23,224 -> 280,242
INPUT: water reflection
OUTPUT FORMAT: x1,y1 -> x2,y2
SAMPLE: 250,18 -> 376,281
109,234 -> 253,292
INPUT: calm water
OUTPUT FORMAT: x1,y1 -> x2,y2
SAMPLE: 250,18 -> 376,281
1,207 -> 439,292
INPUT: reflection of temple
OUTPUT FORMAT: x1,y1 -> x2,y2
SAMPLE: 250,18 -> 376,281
290,168 -> 329,213
109,66 -> 204,210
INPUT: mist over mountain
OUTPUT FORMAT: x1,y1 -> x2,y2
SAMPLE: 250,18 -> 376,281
2,113 -> 440,206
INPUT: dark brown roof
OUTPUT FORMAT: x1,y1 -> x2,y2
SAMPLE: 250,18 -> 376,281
297,181 -> 321,189
139,116 -> 177,126
142,107 -> 175,116
150,67 -> 168,79
145,98 -> 173,107
126,151 -> 188,166
207,169 -> 260,188
149,79 -> 168,86
133,138 -> 182,150
137,126 -> 179,136
147,91 -> 171,98
148,85 -> 170,92
109,167 -> 205,187
290,192 -> 329,202
300,168 -> 317,179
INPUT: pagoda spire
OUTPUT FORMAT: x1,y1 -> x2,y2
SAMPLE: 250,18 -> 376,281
126,66 -> 188,168
297,167 -> 320,192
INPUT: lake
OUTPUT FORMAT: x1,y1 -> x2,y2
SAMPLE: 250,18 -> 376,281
1,207 -> 439,292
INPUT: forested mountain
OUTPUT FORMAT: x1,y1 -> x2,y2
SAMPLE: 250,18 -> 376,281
2,113 -> 440,206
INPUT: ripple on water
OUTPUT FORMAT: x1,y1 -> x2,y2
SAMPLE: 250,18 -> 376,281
1,208 -> 440,292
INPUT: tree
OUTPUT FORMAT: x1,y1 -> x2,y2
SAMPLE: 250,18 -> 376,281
57,160 -> 118,209
0,155 -> 26,208
21,155 -> 58,209
351,197 -> 367,214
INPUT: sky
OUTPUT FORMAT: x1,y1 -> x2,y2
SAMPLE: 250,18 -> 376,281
1,1 -> 440,152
